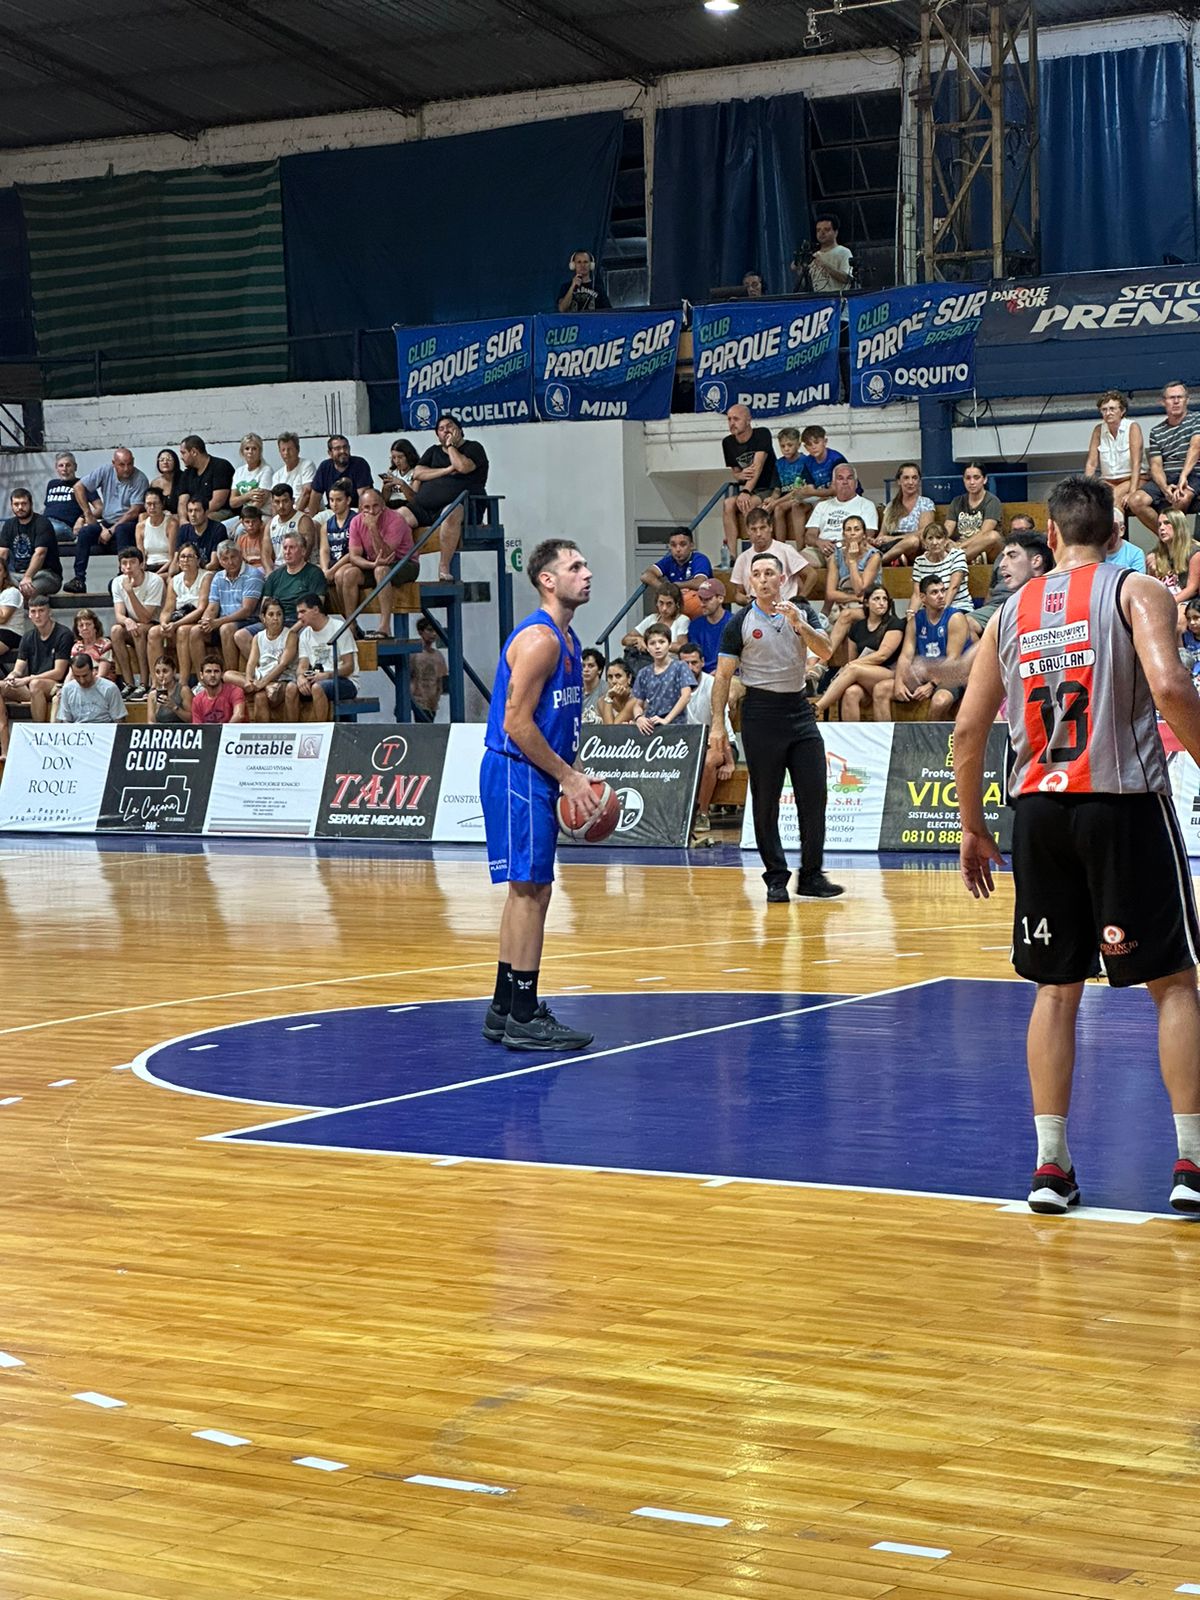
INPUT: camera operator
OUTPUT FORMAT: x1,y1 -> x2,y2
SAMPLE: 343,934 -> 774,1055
556,250 -> 611,313
794,215 -> 854,295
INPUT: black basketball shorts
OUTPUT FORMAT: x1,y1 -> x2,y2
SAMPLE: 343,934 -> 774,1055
1010,791 -> 1200,987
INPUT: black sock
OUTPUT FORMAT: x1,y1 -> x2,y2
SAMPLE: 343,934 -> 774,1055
510,969 -> 539,1024
492,961 -> 512,1015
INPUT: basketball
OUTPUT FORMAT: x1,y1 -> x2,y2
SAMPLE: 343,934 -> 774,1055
558,780 -> 621,843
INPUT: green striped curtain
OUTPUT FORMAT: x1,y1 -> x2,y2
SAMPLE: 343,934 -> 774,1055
19,162 -> 287,398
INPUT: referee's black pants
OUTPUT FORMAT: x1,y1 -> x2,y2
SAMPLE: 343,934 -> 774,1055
739,688 -> 826,887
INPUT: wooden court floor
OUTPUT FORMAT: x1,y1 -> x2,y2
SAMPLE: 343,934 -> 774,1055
0,839 -> 1197,1600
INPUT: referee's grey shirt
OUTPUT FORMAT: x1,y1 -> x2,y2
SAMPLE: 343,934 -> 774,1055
719,602 -> 824,693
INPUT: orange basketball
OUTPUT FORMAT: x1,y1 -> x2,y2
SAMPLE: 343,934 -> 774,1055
681,590 -> 703,619
558,781 -> 621,843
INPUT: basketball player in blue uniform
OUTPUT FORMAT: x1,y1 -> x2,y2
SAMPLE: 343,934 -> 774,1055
480,538 -> 602,1051
956,475 -> 1200,1215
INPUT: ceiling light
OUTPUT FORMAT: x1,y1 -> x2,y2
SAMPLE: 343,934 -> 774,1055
704,0 -> 740,13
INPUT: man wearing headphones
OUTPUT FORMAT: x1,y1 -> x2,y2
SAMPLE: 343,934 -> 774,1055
556,250 -> 611,313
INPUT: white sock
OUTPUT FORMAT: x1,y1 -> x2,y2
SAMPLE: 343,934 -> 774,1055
1174,1114 -> 1200,1165
1034,1114 -> 1071,1171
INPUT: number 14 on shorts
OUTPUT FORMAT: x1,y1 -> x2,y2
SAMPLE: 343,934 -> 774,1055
1021,916 -> 1052,945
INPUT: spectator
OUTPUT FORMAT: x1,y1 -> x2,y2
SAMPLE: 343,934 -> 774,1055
286,594 -> 358,721
1128,381 -> 1200,533
151,447 -> 182,514
630,623 -> 693,731
687,578 -> 729,672
763,426 -> 809,544
911,522 -> 973,614
56,653 -> 125,726
1,487 -> 63,600
1152,510 -> 1200,602
720,404 -> 779,565
806,461 -> 879,555
943,462 -> 1003,562
797,425 -> 850,505
307,434 -> 373,515
622,583 -> 689,660
150,541 -> 211,680
741,271 -> 765,298
825,515 -> 881,612
0,596 -> 73,754
71,608 -> 114,680
681,638 -> 738,834
599,658 -> 634,724
266,483 -> 316,565
411,617 -> 449,722
731,509 -> 809,605
110,549 -> 166,699
177,435 -> 235,525
135,486 -> 177,574
556,250 -> 611,313
1084,391 -> 1145,519
806,214 -> 854,293
191,541 -> 265,674
815,584 -> 904,721
877,462 -> 936,565
230,432 -> 275,514
1180,599 -> 1200,671
270,431 -> 317,510
315,479 -> 356,585
66,447 -> 148,591
146,654 -> 191,725
0,556 -> 22,673
191,654 -> 246,724
1104,523 -> 1147,574
967,516 -> 1049,635
871,575 -> 969,722
344,487 -> 418,640
399,414 -> 489,584
640,527 -> 713,602
379,440 -> 420,511
236,505 -> 270,572
42,452 -> 80,537
179,497 -> 224,569
579,646 -> 606,723
236,533 -> 324,656
232,597 -> 296,723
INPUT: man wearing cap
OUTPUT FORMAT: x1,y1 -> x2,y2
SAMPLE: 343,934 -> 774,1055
640,527 -> 714,599
687,579 -> 729,673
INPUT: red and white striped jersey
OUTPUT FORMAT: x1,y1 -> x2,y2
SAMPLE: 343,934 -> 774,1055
997,561 -> 1168,796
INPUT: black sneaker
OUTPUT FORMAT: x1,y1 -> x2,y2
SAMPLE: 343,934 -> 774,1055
795,872 -> 844,900
1027,1163 -> 1081,1215
481,1004 -> 508,1043
765,882 -> 791,903
502,1003 -> 593,1052
1169,1158 -> 1200,1214
63,577 -> 87,594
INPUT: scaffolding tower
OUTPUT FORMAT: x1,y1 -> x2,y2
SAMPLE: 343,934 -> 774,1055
917,0 -> 1040,281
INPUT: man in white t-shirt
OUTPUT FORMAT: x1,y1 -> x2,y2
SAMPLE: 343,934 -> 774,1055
270,431 -> 317,508
806,215 -> 854,294
267,483 -> 317,562
731,508 -> 811,605
57,654 -> 126,724
806,463 -> 878,555
110,549 -> 166,699
286,593 -> 358,722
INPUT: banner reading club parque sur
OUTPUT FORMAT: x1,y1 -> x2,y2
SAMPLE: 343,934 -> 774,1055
395,317 -> 534,430
692,298 -> 841,418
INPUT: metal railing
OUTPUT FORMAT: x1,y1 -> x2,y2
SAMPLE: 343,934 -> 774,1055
594,480 -> 735,662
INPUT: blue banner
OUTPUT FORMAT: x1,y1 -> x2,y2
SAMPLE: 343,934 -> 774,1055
396,317 -> 533,430
850,285 -> 983,406
692,298 -> 840,417
534,311 -> 681,421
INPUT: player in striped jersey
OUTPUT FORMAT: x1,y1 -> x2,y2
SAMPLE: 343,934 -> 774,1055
954,475 -> 1200,1216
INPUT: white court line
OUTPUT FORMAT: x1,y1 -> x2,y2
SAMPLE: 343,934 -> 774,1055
996,1202 -> 1155,1225
188,1044 -> 218,1053
285,1024 -> 321,1032
636,976 -> 665,983
1175,1584 -> 1200,1594
811,959 -> 841,966
388,1005 -> 420,1013
47,1078 -> 76,1088
632,1506 -> 730,1528
73,1392 -> 125,1409
193,1429 -> 250,1447
405,1473 -> 509,1496
0,1352 -> 25,1368
430,1156 -> 465,1166
894,952 -> 925,958
701,1177 -> 735,1188
871,1540 -> 949,1559
0,1097 -> 22,1106
293,1456 -> 346,1472
202,982 -> 943,1143
560,984 -> 592,991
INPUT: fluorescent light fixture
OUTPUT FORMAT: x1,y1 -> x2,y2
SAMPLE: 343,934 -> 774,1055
704,0 -> 740,12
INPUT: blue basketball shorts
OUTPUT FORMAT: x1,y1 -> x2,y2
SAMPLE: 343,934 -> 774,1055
480,748 -> 559,885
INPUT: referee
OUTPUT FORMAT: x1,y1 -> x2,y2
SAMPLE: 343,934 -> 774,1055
709,551 -> 843,902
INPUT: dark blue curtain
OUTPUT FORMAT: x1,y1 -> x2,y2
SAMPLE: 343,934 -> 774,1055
650,95 -> 808,305
1040,44 -> 1198,272
0,188 -> 35,361
281,113 -> 623,340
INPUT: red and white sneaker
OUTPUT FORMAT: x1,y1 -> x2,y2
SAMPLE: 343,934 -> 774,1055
1169,1159 -> 1200,1215
1027,1163 -> 1081,1215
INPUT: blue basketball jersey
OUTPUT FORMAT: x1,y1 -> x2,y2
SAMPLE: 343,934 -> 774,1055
485,608 -> 583,769
914,606 -> 952,659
